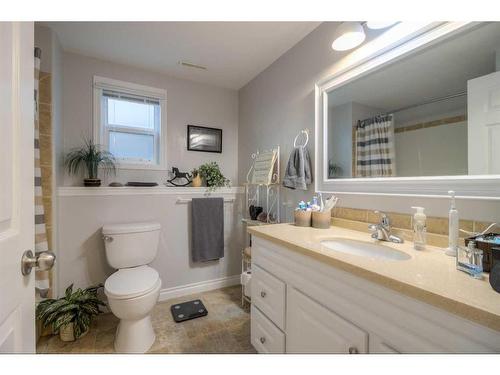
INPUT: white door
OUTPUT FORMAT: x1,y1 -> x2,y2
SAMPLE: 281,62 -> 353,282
0,22 -> 36,353
286,287 -> 368,354
468,70 -> 500,175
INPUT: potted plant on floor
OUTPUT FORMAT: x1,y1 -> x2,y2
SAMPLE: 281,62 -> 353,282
198,161 -> 230,191
65,139 -> 116,187
36,283 -> 106,342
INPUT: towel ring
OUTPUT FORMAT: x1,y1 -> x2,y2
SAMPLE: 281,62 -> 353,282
293,129 -> 309,148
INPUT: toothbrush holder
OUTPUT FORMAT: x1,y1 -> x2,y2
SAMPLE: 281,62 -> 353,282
294,210 -> 312,227
312,210 -> 332,229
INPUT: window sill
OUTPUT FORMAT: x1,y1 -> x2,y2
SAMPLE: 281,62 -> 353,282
114,163 -> 167,171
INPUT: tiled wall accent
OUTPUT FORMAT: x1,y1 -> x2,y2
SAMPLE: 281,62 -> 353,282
393,114 -> 466,134
332,206 -> 489,238
38,71 -> 53,290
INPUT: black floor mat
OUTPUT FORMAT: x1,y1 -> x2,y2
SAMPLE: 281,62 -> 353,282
171,299 -> 208,323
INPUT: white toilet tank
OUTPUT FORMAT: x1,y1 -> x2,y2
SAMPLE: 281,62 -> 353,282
102,222 -> 161,269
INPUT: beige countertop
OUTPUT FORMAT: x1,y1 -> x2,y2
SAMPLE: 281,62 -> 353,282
248,223 -> 500,332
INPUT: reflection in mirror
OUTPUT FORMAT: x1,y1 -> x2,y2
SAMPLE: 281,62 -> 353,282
327,23 -> 500,179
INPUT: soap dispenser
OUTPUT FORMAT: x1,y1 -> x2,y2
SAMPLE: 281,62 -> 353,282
411,206 -> 426,251
445,190 -> 459,257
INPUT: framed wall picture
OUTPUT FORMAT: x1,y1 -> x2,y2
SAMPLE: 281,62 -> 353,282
187,125 -> 223,153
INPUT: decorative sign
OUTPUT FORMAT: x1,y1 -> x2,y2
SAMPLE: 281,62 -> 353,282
187,125 -> 222,153
251,150 -> 278,185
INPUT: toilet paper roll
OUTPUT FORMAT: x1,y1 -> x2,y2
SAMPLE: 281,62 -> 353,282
241,271 -> 252,297
241,271 -> 251,286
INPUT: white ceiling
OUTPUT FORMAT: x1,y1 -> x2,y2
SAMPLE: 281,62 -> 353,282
41,22 -> 320,90
328,22 -> 500,112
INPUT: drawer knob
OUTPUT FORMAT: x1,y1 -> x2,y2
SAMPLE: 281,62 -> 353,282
348,346 -> 359,354
260,291 -> 266,298
260,336 -> 266,344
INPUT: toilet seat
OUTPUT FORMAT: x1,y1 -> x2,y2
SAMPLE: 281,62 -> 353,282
105,265 -> 160,300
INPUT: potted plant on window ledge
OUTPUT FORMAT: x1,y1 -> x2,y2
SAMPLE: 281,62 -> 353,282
65,139 -> 116,187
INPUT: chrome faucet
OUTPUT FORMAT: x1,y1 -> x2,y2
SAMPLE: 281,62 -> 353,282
368,210 -> 404,243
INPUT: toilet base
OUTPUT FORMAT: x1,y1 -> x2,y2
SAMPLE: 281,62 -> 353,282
114,315 -> 156,353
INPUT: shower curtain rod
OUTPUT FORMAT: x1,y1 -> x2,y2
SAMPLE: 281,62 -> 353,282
386,91 -> 467,115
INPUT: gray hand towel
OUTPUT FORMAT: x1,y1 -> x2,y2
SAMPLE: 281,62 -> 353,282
283,146 -> 313,190
191,197 -> 224,262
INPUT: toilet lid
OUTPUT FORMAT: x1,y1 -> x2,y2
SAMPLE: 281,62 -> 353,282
105,265 -> 160,300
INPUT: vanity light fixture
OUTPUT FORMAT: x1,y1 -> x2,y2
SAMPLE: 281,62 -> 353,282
332,21 -> 399,52
366,21 -> 398,30
331,22 -> 366,51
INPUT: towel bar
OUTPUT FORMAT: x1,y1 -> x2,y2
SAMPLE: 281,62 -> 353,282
176,197 -> 235,204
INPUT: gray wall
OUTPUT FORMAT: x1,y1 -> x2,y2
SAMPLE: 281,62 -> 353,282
61,52 -> 239,186
238,22 -> 386,220
328,103 -> 352,178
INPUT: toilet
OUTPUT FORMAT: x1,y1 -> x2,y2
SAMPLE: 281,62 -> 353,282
102,222 -> 162,353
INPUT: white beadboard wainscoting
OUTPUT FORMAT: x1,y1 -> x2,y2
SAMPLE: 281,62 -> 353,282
56,187 -> 245,299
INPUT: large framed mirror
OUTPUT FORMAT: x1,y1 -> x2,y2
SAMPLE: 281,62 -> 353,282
315,22 -> 500,198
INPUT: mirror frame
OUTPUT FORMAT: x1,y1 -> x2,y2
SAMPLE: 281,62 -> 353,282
315,21 -> 500,199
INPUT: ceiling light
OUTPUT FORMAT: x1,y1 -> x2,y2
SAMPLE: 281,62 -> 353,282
331,22 -> 366,51
366,21 -> 398,30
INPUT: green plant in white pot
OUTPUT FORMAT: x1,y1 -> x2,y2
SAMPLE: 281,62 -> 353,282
36,284 -> 106,342
198,162 -> 230,191
65,139 -> 116,187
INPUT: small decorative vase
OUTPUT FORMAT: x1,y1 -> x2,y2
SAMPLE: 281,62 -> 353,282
192,174 -> 202,188
84,178 -> 101,187
249,205 -> 263,220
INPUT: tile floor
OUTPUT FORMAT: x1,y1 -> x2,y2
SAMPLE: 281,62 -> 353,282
36,286 -> 256,354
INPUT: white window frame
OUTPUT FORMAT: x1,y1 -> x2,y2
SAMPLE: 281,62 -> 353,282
93,75 -> 167,170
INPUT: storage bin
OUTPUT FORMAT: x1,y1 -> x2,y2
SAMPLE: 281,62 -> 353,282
312,210 -> 332,229
294,210 -> 312,227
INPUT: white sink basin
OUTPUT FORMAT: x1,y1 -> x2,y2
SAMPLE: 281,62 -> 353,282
320,238 -> 411,261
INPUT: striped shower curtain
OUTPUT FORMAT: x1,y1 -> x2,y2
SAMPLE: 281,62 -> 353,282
34,47 -> 50,298
355,114 -> 396,177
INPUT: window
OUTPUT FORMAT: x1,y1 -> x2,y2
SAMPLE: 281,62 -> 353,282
93,76 -> 167,169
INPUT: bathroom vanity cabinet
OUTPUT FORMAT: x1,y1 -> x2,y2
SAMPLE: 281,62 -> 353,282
250,237 -> 500,354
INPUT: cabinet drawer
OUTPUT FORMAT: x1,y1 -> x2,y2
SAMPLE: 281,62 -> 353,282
251,305 -> 285,353
252,265 -> 286,330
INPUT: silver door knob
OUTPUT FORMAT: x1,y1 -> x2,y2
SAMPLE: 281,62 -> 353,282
348,346 -> 359,354
260,291 -> 266,298
260,337 -> 266,344
21,250 -> 56,276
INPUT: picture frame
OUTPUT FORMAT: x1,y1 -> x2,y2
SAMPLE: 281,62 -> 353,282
187,125 -> 223,153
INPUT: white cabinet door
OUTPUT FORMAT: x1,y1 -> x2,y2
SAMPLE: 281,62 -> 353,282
286,287 -> 368,354
468,70 -> 500,174
251,305 -> 285,353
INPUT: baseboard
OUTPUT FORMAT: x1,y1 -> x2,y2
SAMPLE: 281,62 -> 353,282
158,274 -> 241,302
